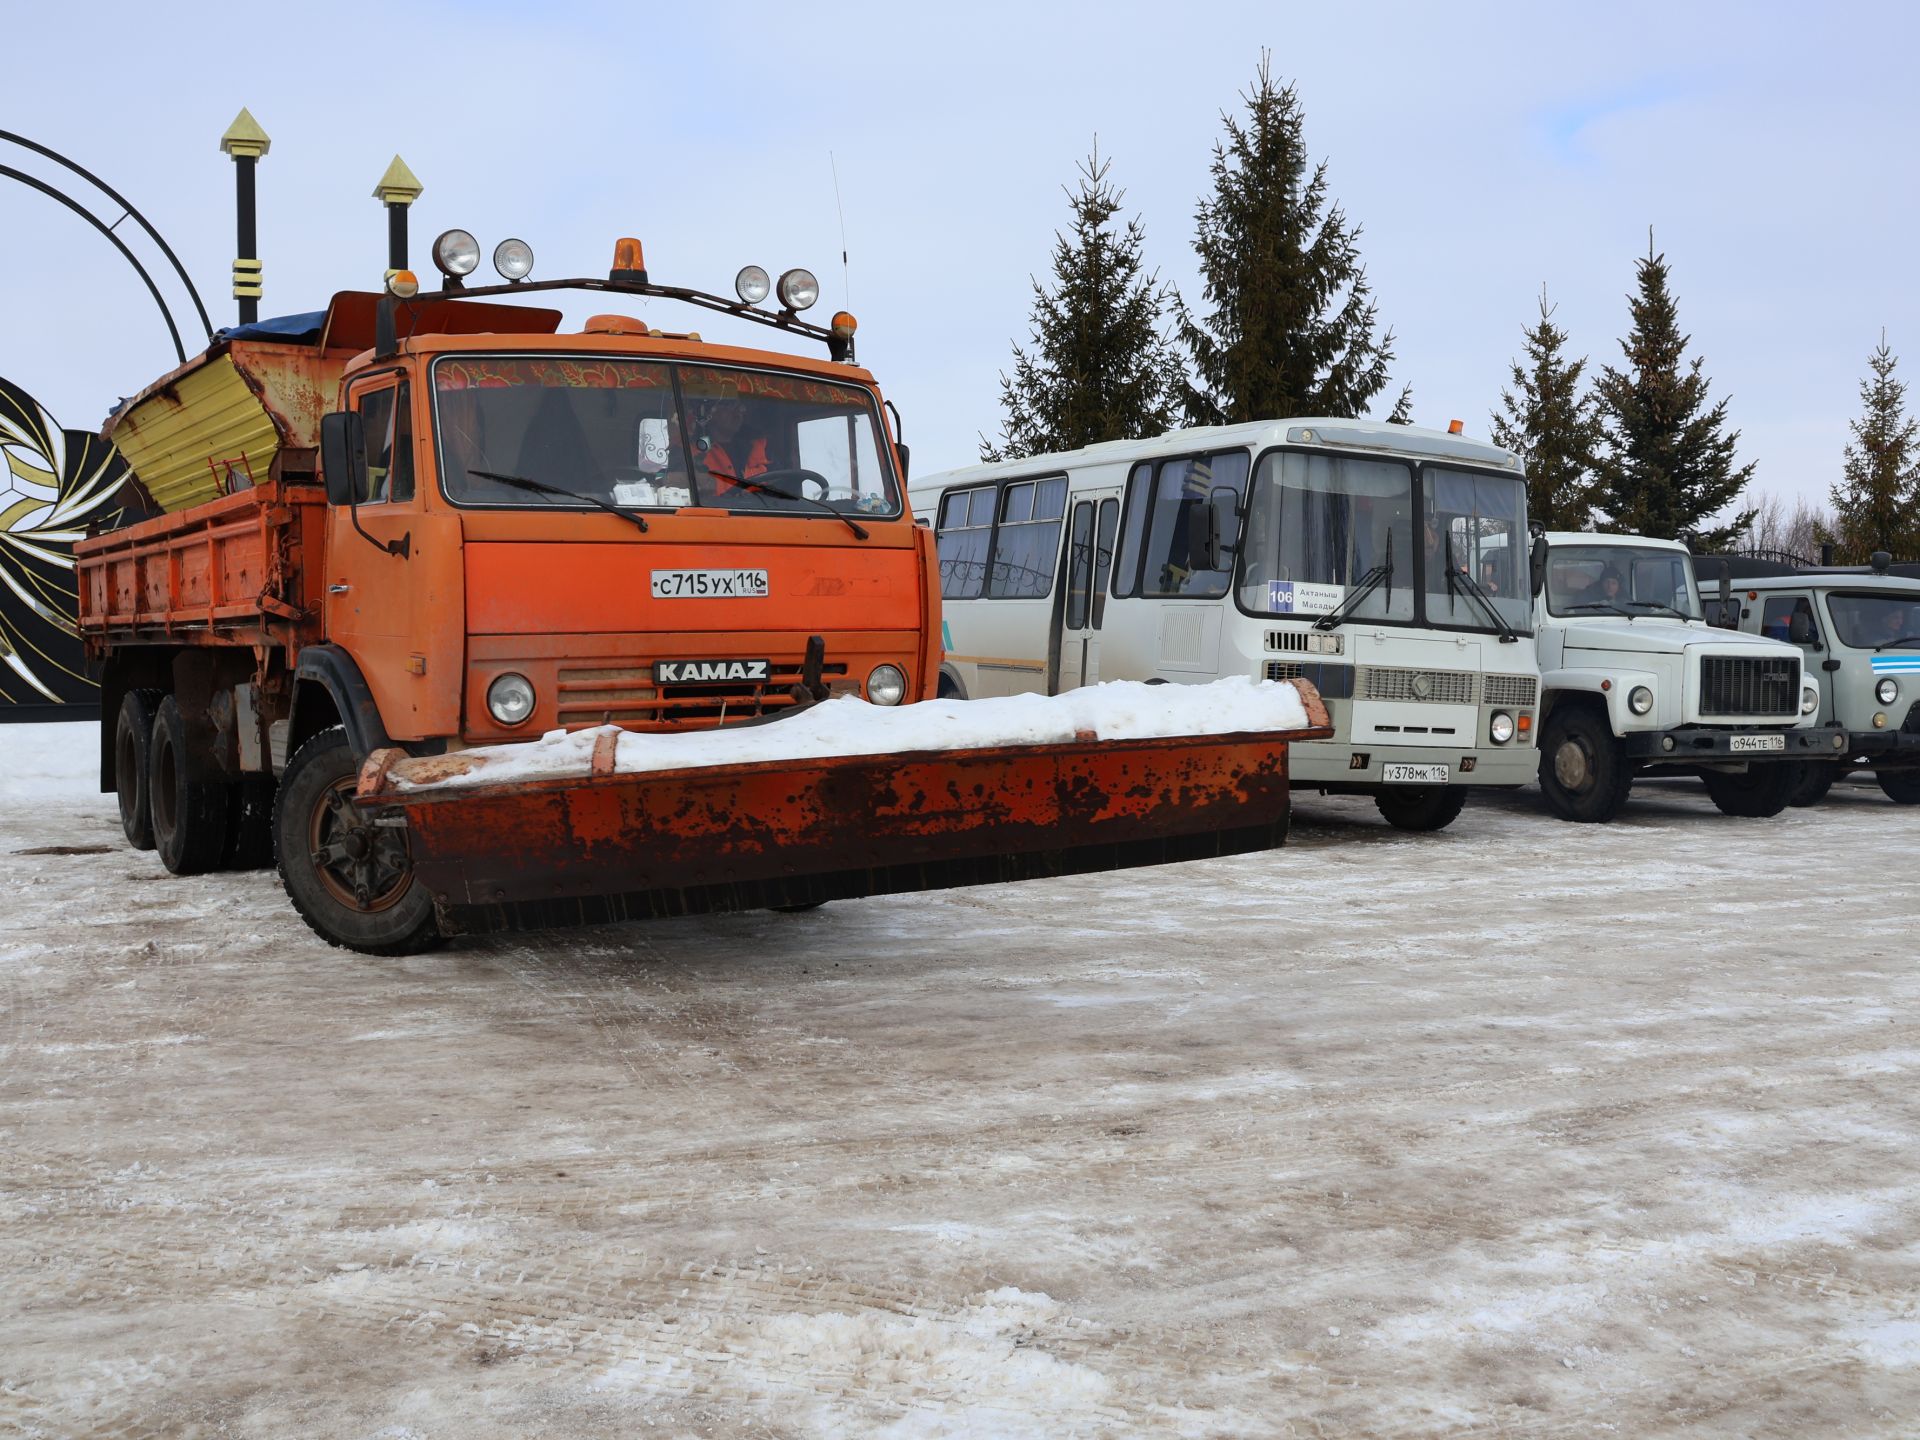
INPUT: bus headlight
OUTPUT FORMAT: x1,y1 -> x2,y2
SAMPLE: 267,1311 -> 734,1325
1876,677 -> 1899,705
487,673 -> 536,726
1489,711 -> 1515,744
866,665 -> 907,705
1802,685 -> 1820,715
1629,685 -> 1654,716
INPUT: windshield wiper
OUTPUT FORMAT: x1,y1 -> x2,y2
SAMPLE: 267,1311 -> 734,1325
1563,601 -> 1634,618
1627,599 -> 1694,619
1444,537 -> 1520,643
1876,635 -> 1920,650
707,470 -> 869,540
1313,528 -> 1394,631
468,469 -> 650,533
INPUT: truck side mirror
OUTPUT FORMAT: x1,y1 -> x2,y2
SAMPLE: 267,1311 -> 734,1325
893,442 -> 910,482
1788,610 -> 1817,645
1529,535 -> 1548,598
320,412 -> 366,508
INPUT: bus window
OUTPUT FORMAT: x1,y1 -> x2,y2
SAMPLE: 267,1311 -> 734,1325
1113,462 -> 1153,598
988,476 -> 1066,598
1240,451 -> 1414,622
1119,451 -> 1249,599
1090,498 -> 1118,628
1065,502 -> 1094,629
936,485 -> 996,599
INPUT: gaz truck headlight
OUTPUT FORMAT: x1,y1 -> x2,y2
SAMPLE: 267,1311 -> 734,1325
431,228 -> 481,278
1628,685 -> 1654,716
776,268 -> 820,311
866,664 -> 907,706
1802,685 -> 1819,715
487,672 -> 537,726
1877,677 -> 1900,705
1489,711 -> 1515,744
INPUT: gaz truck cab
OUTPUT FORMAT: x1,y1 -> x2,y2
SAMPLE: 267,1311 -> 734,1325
1695,554 -> 1920,806
1528,531 -> 1840,821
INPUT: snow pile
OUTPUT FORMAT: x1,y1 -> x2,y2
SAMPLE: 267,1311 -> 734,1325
392,676 -> 1312,792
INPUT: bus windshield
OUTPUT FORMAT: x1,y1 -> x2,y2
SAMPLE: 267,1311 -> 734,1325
1546,545 -> 1703,619
1238,451 -> 1415,621
1423,468 -> 1531,633
433,356 -> 900,517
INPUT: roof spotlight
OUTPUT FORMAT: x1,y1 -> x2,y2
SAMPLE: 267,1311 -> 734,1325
431,228 -> 481,279
493,238 -> 535,282
776,267 -> 819,312
735,265 -> 771,306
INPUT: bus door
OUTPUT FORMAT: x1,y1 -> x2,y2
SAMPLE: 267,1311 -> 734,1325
1055,490 -> 1121,692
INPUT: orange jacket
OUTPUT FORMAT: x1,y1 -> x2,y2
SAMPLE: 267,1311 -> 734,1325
705,438 -> 769,492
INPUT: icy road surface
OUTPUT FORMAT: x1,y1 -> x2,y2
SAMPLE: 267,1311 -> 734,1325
3,721 -> 1918,1438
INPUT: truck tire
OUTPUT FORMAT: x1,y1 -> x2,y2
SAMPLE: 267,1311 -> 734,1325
1701,763 -> 1796,818
1785,761 -> 1840,808
224,777 -> 278,870
1374,786 -> 1468,832
1538,708 -> 1633,823
149,695 -> 232,875
114,688 -> 163,850
1876,768 -> 1920,805
274,727 -> 440,955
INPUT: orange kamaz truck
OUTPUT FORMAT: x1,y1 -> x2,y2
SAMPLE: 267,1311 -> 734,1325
76,235 -> 1327,954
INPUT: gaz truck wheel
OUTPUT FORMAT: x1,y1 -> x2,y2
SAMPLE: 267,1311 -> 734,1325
149,695 -> 232,875
1538,708 -> 1633,823
1700,762 -> 1796,818
274,727 -> 441,956
1785,761 -> 1840,808
1374,786 -> 1468,832
114,688 -> 163,850
1876,768 -> 1920,805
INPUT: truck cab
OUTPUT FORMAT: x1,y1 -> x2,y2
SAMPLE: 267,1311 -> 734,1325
1703,561 -> 1920,805
1529,531 -> 1841,821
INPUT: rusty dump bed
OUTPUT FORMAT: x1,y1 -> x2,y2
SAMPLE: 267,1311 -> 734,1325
357,721 -> 1331,938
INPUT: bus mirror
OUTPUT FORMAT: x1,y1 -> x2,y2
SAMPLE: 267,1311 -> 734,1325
1184,498 -> 1221,573
1529,534 -> 1548,598
320,412 -> 366,507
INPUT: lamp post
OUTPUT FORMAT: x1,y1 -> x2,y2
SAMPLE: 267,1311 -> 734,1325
373,155 -> 423,282
218,108 -> 270,326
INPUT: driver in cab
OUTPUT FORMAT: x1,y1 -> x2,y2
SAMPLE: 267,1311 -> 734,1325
698,395 -> 771,495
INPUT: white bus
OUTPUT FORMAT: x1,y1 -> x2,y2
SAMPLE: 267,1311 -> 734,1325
911,418 -> 1541,831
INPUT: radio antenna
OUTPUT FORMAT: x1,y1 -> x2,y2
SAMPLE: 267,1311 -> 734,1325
830,150 -> 850,307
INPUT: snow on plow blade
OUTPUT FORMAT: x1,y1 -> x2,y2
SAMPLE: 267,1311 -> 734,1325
356,717 -> 1329,937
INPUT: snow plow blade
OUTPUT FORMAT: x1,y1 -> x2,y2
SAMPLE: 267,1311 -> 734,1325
356,722 -> 1330,938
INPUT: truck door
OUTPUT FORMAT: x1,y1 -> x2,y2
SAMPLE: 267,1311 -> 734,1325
1055,491 -> 1119,692
326,374 -> 427,736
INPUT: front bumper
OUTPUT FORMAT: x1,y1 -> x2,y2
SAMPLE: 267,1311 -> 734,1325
1837,728 -> 1920,765
1624,724 -> 1846,762
1292,737 -> 1538,790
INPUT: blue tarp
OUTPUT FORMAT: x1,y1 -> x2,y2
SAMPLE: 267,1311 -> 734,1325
211,310 -> 326,345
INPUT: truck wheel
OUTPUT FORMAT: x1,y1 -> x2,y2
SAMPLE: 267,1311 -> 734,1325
1538,708 -> 1633,822
1374,786 -> 1468,832
1701,763 -> 1796,818
114,688 -> 163,850
1876,769 -> 1920,805
1786,761 -> 1840,808
224,777 -> 278,870
274,727 -> 440,955
149,695 -> 232,875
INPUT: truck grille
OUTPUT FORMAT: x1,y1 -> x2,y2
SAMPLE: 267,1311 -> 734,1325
1363,666 -> 1474,704
556,659 -> 848,729
1483,673 -> 1538,707
1698,655 -> 1799,718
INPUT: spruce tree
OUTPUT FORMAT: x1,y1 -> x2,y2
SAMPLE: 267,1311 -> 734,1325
1384,383 -> 1414,425
1830,333 -> 1919,561
1592,237 -> 1755,549
1177,55 -> 1394,426
1489,287 -> 1604,531
980,145 -> 1184,462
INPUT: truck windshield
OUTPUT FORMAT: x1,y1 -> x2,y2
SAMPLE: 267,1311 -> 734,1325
433,356 -> 900,518
1826,591 -> 1920,649
1546,545 -> 1703,619
1423,468 -> 1531,633
1237,451 -> 1415,621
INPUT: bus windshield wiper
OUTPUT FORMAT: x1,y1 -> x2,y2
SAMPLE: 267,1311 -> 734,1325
1444,537 -> 1520,643
468,469 -> 649,533
708,470 -> 869,540
1313,528 -> 1393,631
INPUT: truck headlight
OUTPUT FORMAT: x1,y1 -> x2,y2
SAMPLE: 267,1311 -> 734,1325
866,664 -> 907,706
1489,711 -> 1515,744
1629,685 -> 1654,716
1877,677 -> 1899,705
487,672 -> 536,726
1802,685 -> 1819,715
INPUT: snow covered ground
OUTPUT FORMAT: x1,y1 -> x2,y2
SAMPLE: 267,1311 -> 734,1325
3,719 -> 1918,1437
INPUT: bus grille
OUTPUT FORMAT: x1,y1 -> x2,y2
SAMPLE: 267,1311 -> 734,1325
1698,655 -> 1798,717
1266,631 -> 1312,653
1483,673 -> 1539,707
1363,667 -> 1474,704
1265,661 -> 1304,681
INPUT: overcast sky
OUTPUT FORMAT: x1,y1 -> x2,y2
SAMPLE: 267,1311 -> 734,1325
4,1 -> 1915,521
